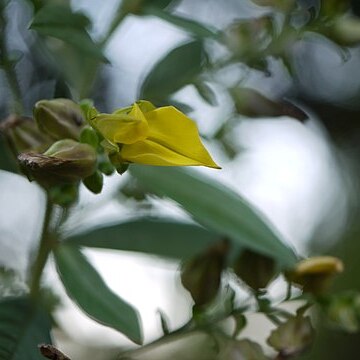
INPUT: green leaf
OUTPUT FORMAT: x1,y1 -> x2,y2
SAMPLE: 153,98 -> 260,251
30,4 -> 106,61
140,41 -> 205,103
231,87 -> 307,121
143,7 -> 218,39
0,297 -> 52,360
145,0 -> 177,8
30,4 -> 91,29
194,81 -> 218,106
131,167 -> 298,267
65,218 -> 223,260
54,245 -> 143,344
120,0 -> 177,15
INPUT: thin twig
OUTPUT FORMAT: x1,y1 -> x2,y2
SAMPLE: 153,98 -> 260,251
39,344 -> 71,360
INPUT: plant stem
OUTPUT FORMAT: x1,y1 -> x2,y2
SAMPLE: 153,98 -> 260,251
30,196 -> 54,297
0,5 -> 24,115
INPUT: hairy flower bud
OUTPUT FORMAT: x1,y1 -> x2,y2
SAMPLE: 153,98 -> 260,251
34,99 -> 85,140
234,249 -> 276,291
18,139 -> 97,187
181,239 -> 229,307
267,315 -> 314,357
0,115 -> 50,153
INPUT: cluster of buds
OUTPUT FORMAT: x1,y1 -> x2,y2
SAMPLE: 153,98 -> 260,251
0,99 -> 101,205
0,97 -> 219,205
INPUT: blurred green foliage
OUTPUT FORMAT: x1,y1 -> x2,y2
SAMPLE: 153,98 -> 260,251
1,0 -> 360,359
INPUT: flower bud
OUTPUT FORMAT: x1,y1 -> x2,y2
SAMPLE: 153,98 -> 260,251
34,98 -> 84,140
82,170 -> 103,194
267,315 -> 314,357
234,249 -> 276,291
181,239 -> 229,307
285,256 -> 344,295
18,139 -> 97,187
0,115 -> 50,154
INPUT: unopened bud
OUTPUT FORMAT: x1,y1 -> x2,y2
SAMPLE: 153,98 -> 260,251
267,315 -> 314,357
285,256 -> 344,295
0,115 -> 50,153
224,17 -> 273,58
181,239 -> 229,307
34,98 -> 84,140
234,249 -> 276,291
83,170 -> 103,194
18,139 -> 97,187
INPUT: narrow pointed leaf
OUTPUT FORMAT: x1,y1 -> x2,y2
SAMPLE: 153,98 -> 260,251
140,41 -> 204,102
65,218 -> 225,260
54,245 -> 143,344
30,4 -> 106,61
143,7 -> 218,39
0,297 -> 52,360
131,166 -> 298,267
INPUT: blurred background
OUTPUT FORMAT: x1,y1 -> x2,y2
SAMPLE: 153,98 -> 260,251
1,0 -> 360,359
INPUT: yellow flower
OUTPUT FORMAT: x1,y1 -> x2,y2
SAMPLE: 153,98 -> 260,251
90,101 -> 220,169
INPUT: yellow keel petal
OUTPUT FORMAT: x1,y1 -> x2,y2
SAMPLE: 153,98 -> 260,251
122,139 -> 219,168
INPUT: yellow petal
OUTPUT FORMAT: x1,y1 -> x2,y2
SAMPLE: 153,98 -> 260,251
121,139 -> 217,166
141,106 -> 220,168
93,103 -> 149,144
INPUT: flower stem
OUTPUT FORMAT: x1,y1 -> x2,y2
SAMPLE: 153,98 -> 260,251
30,196 -> 54,298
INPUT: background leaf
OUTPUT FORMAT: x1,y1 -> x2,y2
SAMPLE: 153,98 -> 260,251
143,7 -> 218,39
65,218 -> 224,260
0,297 -> 52,360
140,41 -> 205,103
194,81 -> 218,106
54,244 -> 143,344
30,4 -> 106,61
131,166 -> 298,267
